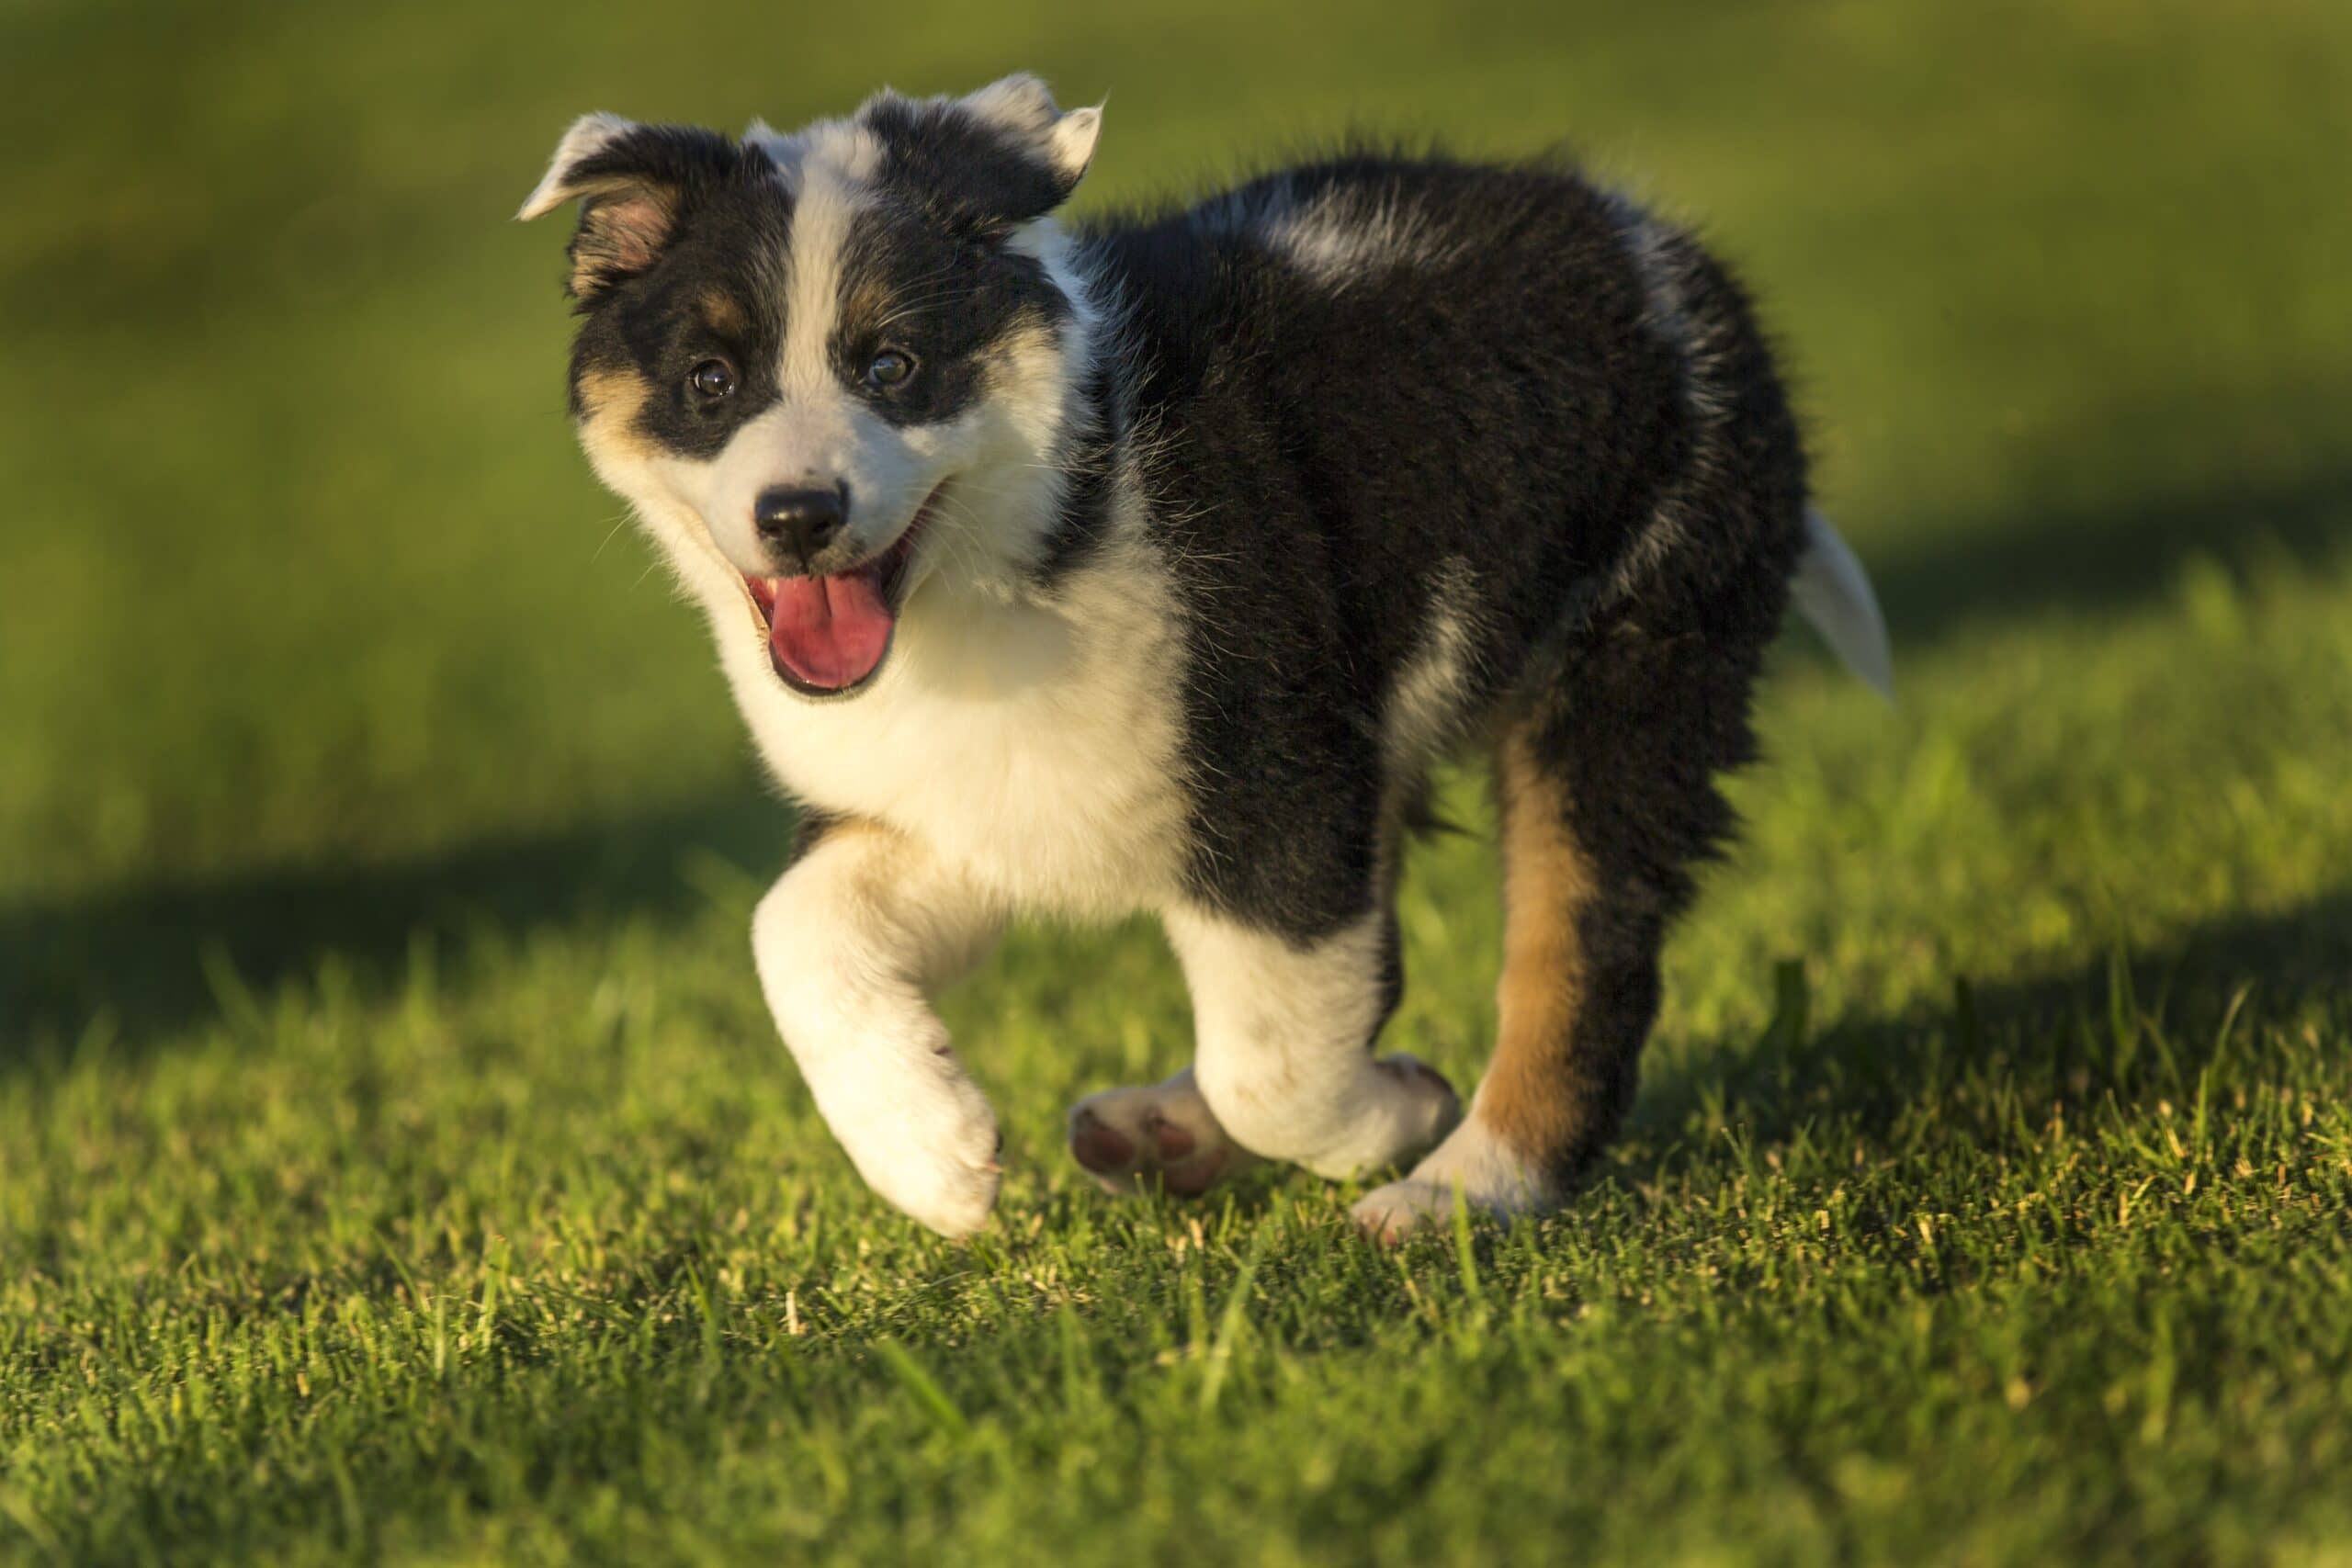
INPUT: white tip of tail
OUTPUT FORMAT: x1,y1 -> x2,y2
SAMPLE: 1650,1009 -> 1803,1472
1791,511 -> 1894,702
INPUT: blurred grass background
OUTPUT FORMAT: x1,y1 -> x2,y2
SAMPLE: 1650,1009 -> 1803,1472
2,1 -> 2349,1562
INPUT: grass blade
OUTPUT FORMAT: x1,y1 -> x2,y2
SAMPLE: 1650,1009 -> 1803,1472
1199,1225 -> 1272,1414
875,1339 -> 968,1439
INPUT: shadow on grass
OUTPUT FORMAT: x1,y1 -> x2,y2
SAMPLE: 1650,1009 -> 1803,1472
1800,463 -> 2352,667
1632,886 -> 2352,1165
0,792 -> 797,1062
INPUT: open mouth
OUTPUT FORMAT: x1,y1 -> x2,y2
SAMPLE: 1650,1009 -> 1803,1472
743,491 -> 937,697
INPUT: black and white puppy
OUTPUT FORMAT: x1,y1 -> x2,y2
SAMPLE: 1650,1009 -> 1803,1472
519,75 -> 1891,1239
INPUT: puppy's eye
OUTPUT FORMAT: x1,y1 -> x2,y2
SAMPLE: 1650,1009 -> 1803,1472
865,349 -> 915,389
688,359 -> 737,400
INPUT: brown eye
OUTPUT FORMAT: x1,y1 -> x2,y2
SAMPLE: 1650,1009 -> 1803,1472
865,348 -> 915,389
688,359 -> 736,400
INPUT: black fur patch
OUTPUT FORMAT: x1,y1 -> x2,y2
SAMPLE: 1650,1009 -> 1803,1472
556,126 -> 771,303
1064,152 -> 1804,939
563,135 -> 792,459
830,203 -> 1069,430
858,96 -> 1080,233
1029,350 -> 1125,585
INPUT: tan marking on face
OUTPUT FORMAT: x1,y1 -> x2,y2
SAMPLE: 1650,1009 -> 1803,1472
698,289 -> 748,337
984,310 -> 1060,380
839,266 -> 896,338
1476,724 -> 1596,1166
573,367 -> 659,464
576,365 -> 766,637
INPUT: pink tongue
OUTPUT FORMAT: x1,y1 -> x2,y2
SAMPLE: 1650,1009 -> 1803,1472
767,569 -> 896,691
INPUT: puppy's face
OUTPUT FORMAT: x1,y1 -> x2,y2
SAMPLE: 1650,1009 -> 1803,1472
522,76 -> 1102,696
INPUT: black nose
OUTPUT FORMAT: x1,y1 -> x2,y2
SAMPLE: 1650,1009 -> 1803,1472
753,485 -> 846,564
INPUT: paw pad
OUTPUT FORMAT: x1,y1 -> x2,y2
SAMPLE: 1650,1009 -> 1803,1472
1065,1069 -> 1258,1200
1069,1108 -> 1136,1175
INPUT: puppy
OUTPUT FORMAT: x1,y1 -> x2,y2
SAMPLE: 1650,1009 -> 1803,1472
519,74 -> 1891,1238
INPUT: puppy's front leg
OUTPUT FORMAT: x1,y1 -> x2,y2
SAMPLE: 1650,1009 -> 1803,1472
752,819 -> 1005,1236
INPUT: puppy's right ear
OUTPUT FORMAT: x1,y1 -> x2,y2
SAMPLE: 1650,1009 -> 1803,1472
517,114 -> 750,300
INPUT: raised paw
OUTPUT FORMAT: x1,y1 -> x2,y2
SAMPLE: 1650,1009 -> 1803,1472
821,1055 -> 1003,1238
1067,1067 -> 1261,1199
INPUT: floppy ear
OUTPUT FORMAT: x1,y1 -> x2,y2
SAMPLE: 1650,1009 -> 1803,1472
954,73 -> 1102,194
856,73 -> 1103,233
516,114 -> 750,299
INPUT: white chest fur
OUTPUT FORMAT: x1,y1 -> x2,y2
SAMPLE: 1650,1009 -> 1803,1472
692,534 -> 1193,919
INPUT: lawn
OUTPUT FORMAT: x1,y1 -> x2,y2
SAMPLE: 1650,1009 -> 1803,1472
4,0 -> 2350,1562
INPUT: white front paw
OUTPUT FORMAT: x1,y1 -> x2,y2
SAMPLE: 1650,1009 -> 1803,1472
822,1057 -> 1002,1238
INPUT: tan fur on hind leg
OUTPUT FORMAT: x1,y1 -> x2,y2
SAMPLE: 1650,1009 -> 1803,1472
1354,724 -> 1645,1239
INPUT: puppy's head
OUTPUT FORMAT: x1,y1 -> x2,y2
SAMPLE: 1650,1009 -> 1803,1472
520,75 -> 1102,697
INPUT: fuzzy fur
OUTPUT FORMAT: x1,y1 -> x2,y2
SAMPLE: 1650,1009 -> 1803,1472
520,75 -> 1887,1236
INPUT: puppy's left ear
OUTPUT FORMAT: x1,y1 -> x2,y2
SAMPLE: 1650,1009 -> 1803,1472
517,113 -> 752,299
858,73 -> 1103,232
954,73 -> 1103,197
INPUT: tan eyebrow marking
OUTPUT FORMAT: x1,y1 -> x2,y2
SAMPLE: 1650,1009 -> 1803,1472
698,289 -> 748,337
573,366 -> 657,462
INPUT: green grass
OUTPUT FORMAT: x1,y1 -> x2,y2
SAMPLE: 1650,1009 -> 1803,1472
5,0 -> 2351,1562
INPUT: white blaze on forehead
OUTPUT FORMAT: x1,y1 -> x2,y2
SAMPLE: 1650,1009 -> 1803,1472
672,113 -> 959,574
746,115 -> 881,191
763,119 -> 884,403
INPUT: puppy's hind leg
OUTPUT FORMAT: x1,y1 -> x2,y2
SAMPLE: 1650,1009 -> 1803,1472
1352,713 -> 1688,1240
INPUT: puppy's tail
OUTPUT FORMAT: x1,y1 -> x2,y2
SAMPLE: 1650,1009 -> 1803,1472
1791,510 -> 1894,701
